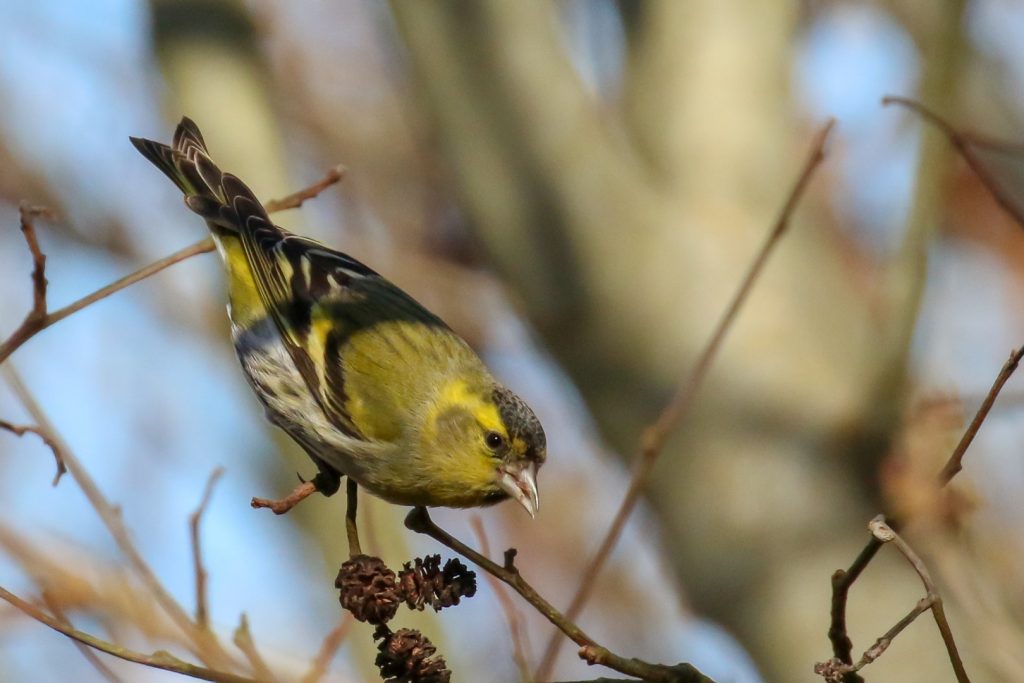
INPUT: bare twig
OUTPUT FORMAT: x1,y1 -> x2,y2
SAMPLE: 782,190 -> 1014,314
191,467 -> 225,630
1,365 -> 237,670
299,615 -> 354,683
0,585 -> 261,683
233,615 -> 279,683
883,96 -> 1024,229
263,165 -> 345,213
405,507 -> 715,683
0,164 -> 344,366
471,516 -> 533,680
536,119 -> 836,679
937,347 -> 1024,485
821,518 -> 970,682
0,418 -> 66,485
827,348 -> 1022,678
41,591 -> 125,683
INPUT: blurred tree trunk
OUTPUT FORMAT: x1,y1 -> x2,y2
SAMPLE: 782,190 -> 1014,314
390,0 -> 964,677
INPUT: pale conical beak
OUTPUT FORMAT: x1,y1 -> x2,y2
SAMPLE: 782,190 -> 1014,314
498,462 -> 540,518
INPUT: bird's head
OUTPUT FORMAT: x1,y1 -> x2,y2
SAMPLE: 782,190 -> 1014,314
422,380 -> 546,516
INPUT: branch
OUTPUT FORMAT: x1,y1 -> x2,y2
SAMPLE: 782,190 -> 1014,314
0,418 -> 66,485
471,516 -> 532,679
818,518 -> 969,682
405,508 -> 716,683
0,165 -> 344,366
191,467 -> 225,630
41,591 -> 125,683
1,365 -> 237,670
233,614 -> 279,683
537,119 -> 836,679
263,165 -> 345,213
0,585 -> 263,683
299,615 -> 353,683
826,347 -> 1022,678
883,96 -> 1024,229
937,347 -> 1024,485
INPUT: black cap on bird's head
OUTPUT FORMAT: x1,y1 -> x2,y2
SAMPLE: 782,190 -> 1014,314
491,386 -> 546,517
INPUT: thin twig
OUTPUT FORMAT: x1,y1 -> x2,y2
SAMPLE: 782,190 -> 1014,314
299,615 -> 354,683
869,518 -> 970,682
191,467 -> 225,630
883,96 -> 1024,229
405,508 -> 715,683
345,478 -> 361,557
0,585 -> 262,683
233,614 -> 278,683
937,347 -> 1024,485
0,164 -> 344,366
823,519 -> 970,682
1,366 -> 237,670
536,119 -> 836,679
264,165 -> 345,213
0,418 -> 66,485
42,591 -> 125,683
826,347 -> 1023,677
471,516 -> 533,681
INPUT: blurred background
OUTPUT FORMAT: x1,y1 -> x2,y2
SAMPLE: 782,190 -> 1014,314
2,1 -> 1024,681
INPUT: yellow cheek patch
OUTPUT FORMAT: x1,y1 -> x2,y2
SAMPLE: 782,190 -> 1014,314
511,437 -> 528,456
438,379 -> 505,437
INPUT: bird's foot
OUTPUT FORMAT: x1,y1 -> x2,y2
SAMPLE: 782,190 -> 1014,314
251,480 -> 317,515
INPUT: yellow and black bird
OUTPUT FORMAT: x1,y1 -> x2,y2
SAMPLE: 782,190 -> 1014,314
131,119 -> 544,517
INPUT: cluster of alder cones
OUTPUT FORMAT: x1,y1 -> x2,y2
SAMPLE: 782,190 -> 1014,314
336,553 -> 478,683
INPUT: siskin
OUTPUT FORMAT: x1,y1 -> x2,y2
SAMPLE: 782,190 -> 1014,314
131,119 -> 545,517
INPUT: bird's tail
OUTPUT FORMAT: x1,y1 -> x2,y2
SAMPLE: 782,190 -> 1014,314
130,117 -> 270,235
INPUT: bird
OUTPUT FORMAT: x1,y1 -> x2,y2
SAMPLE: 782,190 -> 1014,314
131,118 -> 545,518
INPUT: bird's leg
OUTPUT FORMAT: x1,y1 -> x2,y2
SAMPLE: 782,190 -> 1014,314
345,478 -> 362,557
250,470 -> 337,515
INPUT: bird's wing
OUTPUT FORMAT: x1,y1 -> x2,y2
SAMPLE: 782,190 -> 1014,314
221,184 -> 446,440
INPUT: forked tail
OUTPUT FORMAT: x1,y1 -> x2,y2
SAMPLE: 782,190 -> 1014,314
130,117 -> 270,235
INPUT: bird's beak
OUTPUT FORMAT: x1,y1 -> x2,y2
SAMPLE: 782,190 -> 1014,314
498,462 -> 539,518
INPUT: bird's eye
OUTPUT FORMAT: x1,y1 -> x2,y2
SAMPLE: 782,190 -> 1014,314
485,431 -> 504,450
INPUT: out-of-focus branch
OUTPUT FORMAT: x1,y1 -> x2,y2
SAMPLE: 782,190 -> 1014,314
233,615 -> 279,683
264,165 -> 345,213
191,467 -> 225,630
299,615 -> 353,683
883,96 -> 1024,229
0,417 -> 66,485
1,365 -> 237,670
0,166 -> 343,366
405,507 -> 716,683
536,119 -> 836,678
41,592 -> 125,683
0,585 -> 262,683
471,516 -> 532,679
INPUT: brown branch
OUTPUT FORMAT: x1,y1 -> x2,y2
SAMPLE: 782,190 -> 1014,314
299,615 -> 354,683
232,615 -> 278,683
471,516 -> 533,680
827,347 -> 1022,678
191,467 -> 225,630
1,366 -> 237,670
0,165 -> 344,366
0,418 -> 66,485
0,585 -> 262,683
405,507 -> 716,683
536,118 -> 836,679
937,347 -> 1024,485
820,518 -> 969,682
41,591 -> 125,683
883,96 -> 1024,229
